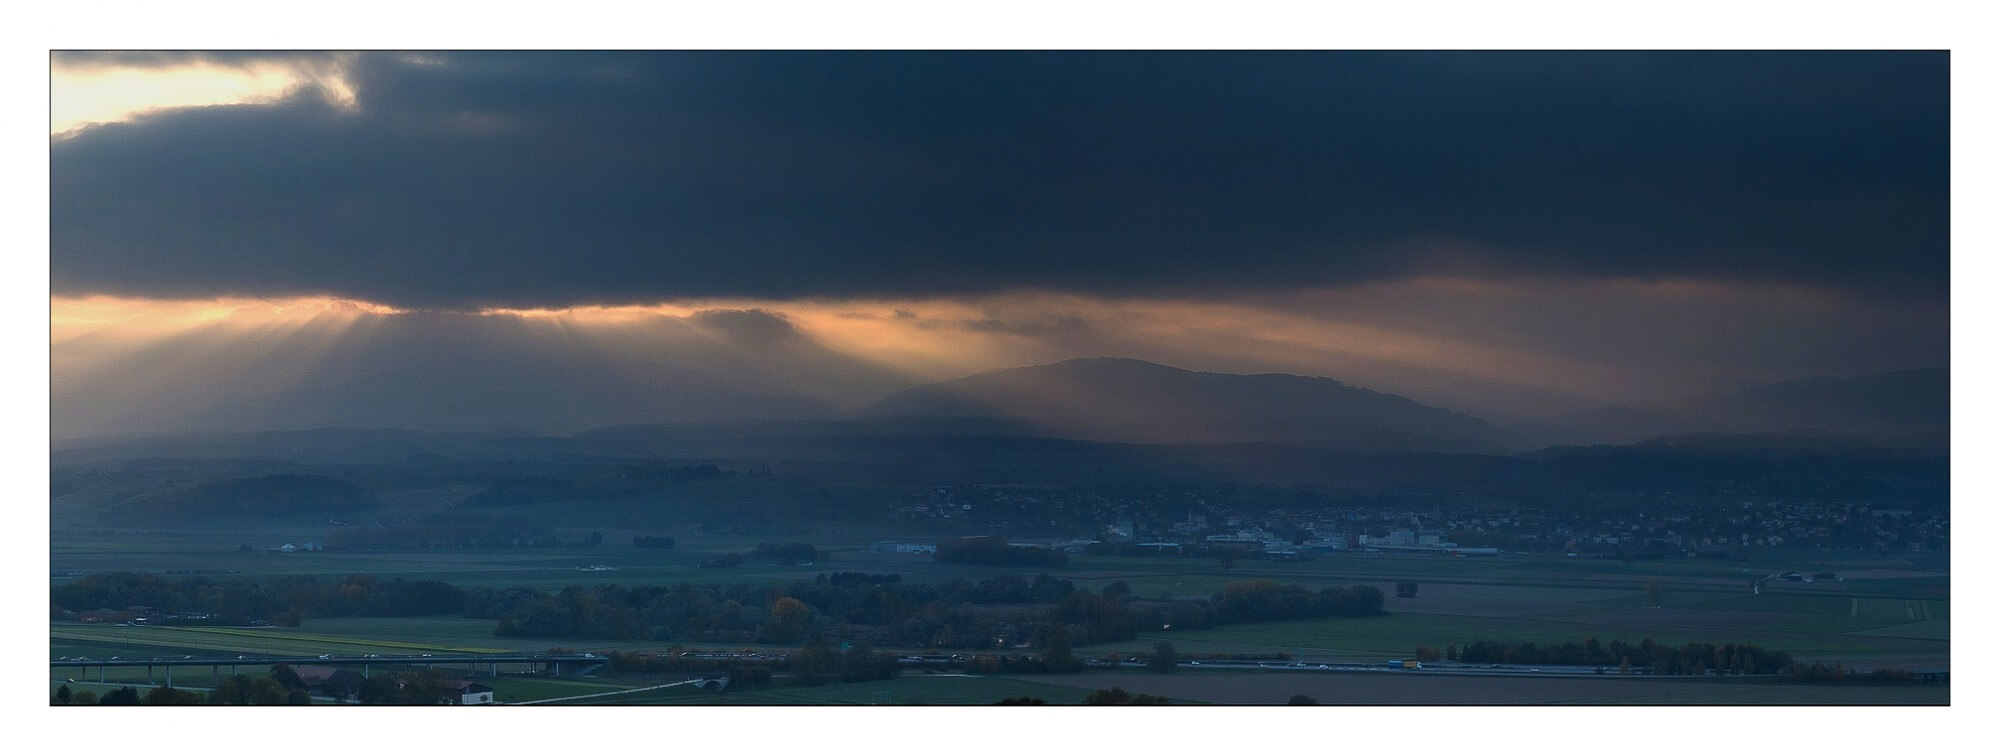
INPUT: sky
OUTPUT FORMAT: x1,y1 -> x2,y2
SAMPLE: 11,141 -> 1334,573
48,50 -> 1950,439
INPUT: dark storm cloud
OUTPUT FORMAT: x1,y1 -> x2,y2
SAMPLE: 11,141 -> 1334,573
51,51 -> 1948,308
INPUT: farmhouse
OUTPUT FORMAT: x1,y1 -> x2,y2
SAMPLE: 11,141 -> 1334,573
294,665 -> 367,700
444,680 -> 494,705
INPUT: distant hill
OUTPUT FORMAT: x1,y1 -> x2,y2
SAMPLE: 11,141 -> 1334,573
113,473 -> 381,524
856,357 -> 1516,452
1517,368 -> 1948,447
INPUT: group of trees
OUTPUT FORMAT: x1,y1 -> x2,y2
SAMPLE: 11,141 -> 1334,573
934,537 -> 1069,567
1081,687 -> 1170,705
1148,642 -> 1178,673
751,542 -> 823,564
1205,580 -> 1385,625
51,664 -> 325,706
51,572 -> 469,625
51,685 -> 134,705
60,569 -> 1394,656
701,542 -> 823,568
488,575 -> 1095,647
1786,662 -> 1936,685
1452,637 -> 1793,675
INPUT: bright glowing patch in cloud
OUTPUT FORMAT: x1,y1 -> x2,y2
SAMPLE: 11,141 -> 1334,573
51,295 -> 400,345
50,55 -> 358,136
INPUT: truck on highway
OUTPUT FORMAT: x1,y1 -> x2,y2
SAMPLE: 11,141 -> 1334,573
1385,660 -> 1423,670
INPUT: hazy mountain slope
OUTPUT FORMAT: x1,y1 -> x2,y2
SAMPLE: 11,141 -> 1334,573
1517,368 -> 1947,447
110,473 -> 382,524
856,357 -> 1515,451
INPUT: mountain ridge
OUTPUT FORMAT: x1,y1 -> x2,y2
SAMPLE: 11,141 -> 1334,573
856,357 -> 1518,453
1515,367 -> 1947,447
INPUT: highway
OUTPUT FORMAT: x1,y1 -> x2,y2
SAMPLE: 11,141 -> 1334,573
54,651 -> 1931,682
50,652 -> 608,668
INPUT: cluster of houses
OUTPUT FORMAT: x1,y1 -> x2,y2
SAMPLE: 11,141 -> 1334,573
881,483 -> 1948,558
867,541 -> 937,555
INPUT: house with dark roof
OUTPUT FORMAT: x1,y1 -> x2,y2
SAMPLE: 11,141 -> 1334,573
444,679 -> 494,705
292,665 -> 368,701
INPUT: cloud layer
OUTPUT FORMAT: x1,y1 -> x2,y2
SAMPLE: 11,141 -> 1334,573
52,275 -> 1946,439
52,51 -> 1948,308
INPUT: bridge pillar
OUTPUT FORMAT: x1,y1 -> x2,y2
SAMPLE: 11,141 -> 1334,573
98,667 -> 104,683
166,666 -> 172,687
363,664 -> 369,678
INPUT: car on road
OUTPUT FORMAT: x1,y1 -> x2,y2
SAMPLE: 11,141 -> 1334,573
318,654 -> 332,659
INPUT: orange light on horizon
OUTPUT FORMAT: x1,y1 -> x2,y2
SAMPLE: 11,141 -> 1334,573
51,295 -> 405,345
52,274 -> 1830,413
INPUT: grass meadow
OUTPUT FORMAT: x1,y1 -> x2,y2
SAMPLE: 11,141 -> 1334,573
51,527 -> 1948,703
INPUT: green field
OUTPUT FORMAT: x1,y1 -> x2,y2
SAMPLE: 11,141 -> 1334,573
51,528 -> 1949,703
539,674 -> 1094,705
1590,685 -> 1950,705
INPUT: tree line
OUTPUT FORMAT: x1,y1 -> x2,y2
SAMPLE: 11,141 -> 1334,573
55,570 -> 1393,652
48,663 -> 462,706
52,572 -> 471,625
1449,637 -> 1793,675
489,574 -> 1386,650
